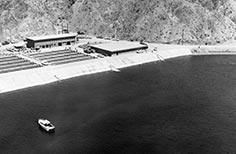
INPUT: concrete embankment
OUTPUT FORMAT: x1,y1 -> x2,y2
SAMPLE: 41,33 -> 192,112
0,45 -> 193,94
11,41 -> 236,94
191,44 -> 236,55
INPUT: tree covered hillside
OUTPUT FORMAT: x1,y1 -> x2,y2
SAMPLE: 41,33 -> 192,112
1,0 -> 236,44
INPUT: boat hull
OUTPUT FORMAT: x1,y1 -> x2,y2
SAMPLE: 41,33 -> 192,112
38,119 -> 55,133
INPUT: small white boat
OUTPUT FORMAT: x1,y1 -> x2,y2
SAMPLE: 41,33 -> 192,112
38,118 -> 55,132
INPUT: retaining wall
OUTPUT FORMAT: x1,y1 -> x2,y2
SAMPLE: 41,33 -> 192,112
0,46 -> 193,94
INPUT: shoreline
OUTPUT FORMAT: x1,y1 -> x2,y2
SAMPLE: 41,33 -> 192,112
0,43 -> 236,94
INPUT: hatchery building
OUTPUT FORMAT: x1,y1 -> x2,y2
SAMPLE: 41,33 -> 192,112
90,41 -> 148,57
26,33 -> 77,49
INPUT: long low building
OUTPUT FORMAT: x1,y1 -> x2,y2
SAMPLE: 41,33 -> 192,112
26,33 -> 77,49
90,41 -> 148,56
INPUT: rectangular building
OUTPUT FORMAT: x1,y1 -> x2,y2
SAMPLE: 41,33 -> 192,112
90,41 -> 148,56
26,33 -> 77,49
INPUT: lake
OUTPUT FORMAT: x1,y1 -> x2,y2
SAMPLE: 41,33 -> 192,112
1,56 -> 236,154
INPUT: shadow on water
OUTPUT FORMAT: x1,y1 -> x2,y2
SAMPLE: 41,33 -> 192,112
38,126 -> 55,135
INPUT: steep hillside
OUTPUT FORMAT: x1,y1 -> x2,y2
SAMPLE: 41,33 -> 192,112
70,0 -> 236,44
1,0 -> 236,44
0,0 -> 74,42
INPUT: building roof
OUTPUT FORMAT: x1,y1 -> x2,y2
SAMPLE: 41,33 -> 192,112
90,41 -> 148,53
26,33 -> 77,41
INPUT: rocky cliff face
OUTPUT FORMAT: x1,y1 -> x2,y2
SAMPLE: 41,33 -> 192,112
0,0 -> 74,42
70,0 -> 236,44
1,0 -> 236,44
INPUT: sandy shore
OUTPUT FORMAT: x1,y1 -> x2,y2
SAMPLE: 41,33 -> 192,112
1,42 -> 236,94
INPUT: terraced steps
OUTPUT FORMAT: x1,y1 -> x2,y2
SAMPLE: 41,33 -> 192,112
0,64 -> 39,74
51,56 -> 94,65
0,59 -> 25,65
36,52 -> 82,60
0,61 -> 33,70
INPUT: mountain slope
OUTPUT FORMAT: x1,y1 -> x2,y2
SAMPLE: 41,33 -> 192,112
70,0 -> 236,44
1,0 -> 236,44
0,0 -> 74,42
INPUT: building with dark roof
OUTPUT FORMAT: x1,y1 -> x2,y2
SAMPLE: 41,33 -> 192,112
90,41 -> 148,56
26,33 -> 77,49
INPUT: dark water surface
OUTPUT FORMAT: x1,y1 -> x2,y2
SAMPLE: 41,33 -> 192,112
1,56 -> 236,154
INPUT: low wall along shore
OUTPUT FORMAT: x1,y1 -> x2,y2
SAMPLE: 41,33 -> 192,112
191,44 -> 236,55
0,43 -> 235,94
